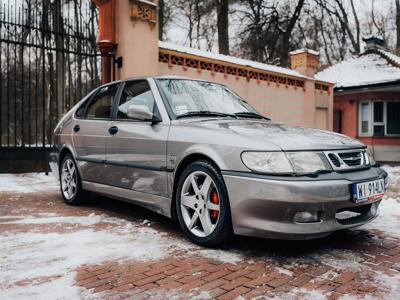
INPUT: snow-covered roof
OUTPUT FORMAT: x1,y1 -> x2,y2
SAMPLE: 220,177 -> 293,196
316,50 -> 400,89
159,41 -> 305,78
289,48 -> 319,56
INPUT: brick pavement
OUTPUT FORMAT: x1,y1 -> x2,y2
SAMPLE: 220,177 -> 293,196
1,187 -> 400,299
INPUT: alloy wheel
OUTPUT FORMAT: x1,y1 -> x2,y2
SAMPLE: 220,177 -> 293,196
180,171 -> 220,237
61,158 -> 77,200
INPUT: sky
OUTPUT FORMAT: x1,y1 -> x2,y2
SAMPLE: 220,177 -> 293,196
163,0 -> 397,57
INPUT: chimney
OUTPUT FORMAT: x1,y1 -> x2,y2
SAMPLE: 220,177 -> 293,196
363,36 -> 385,51
289,48 -> 319,77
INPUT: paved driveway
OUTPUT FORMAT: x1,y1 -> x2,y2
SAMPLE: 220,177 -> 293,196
0,166 -> 400,299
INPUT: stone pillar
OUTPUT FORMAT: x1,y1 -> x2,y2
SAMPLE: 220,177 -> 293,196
289,49 -> 320,128
114,0 -> 159,79
93,0 -> 117,84
289,48 -> 319,78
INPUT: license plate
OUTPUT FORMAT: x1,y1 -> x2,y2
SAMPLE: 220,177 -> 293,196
352,179 -> 385,203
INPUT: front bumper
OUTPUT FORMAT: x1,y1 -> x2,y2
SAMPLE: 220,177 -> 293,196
223,167 -> 388,240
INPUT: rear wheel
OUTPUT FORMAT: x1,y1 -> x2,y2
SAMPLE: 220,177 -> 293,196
176,160 -> 232,247
60,154 -> 86,205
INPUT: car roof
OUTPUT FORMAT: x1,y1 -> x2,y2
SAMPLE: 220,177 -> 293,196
99,76 -> 227,87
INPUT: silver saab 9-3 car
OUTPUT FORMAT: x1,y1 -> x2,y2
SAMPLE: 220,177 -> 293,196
51,76 -> 388,247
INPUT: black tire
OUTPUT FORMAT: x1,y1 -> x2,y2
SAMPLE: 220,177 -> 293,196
59,154 -> 86,205
175,160 -> 233,248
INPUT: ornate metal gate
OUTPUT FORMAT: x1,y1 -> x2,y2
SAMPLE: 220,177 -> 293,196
0,0 -> 100,172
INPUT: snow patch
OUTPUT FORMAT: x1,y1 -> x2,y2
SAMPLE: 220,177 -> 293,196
316,53 -> 400,88
275,267 -> 293,277
195,249 -> 244,264
159,41 -> 305,78
362,165 -> 400,238
0,173 -> 58,193
0,213 -> 196,298
0,213 -> 124,226
370,271 -> 400,300
289,48 -> 320,56
1,272 -> 81,300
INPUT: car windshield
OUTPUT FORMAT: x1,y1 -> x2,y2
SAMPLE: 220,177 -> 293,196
156,79 -> 259,118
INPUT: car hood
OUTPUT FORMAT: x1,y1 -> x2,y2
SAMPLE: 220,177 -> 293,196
175,118 -> 365,151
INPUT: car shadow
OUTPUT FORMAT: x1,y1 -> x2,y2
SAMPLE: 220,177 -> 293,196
83,194 -> 378,259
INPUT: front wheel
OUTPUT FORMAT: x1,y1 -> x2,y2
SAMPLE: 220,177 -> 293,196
176,160 -> 233,247
60,154 -> 86,205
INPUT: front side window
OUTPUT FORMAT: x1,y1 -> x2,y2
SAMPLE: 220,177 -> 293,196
156,79 -> 257,117
117,80 -> 156,119
85,84 -> 119,119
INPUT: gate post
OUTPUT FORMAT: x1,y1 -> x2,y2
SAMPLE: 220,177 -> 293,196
93,0 -> 117,84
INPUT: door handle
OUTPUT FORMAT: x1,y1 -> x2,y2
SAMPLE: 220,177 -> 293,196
73,124 -> 80,133
108,126 -> 118,135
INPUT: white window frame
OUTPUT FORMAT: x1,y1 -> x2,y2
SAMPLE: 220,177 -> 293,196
358,100 -> 400,137
358,100 -> 372,137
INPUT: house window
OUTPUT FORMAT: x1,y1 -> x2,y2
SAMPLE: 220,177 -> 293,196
360,102 -> 371,135
359,100 -> 400,136
373,101 -> 384,136
387,102 -> 400,135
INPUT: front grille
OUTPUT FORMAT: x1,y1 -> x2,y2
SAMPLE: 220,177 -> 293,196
328,153 -> 341,167
338,152 -> 362,166
324,149 -> 368,171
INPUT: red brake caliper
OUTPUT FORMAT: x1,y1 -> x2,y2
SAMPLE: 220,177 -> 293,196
210,189 -> 219,221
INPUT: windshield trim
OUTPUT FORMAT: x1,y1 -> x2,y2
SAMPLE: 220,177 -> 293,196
154,78 -> 260,120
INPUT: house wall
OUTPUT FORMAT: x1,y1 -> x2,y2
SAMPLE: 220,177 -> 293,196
334,91 -> 400,162
107,0 -> 334,131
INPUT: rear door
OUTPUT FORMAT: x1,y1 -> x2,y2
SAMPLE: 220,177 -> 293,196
72,83 -> 120,184
105,79 -> 170,197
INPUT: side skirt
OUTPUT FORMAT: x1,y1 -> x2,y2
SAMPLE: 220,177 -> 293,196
82,181 -> 172,218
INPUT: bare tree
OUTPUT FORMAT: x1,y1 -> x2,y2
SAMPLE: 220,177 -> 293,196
216,0 -> 230,54
159,0 -> 174,41
396,0 -> 400,52
279,0 -> 305,66
236,0 -> 305,67
315,0 -> 361,55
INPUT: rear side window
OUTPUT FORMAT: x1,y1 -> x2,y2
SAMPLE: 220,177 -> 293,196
85,84 -> 119,119
75,100 -> 88,118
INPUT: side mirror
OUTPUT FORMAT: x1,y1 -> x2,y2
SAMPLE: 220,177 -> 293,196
127,105 -> 153,120
127,105 -> 161,123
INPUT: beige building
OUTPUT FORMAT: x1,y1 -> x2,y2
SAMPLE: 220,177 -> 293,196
94,0 -> 334,130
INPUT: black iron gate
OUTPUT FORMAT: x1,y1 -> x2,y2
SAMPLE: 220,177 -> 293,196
0,0 -> 100,172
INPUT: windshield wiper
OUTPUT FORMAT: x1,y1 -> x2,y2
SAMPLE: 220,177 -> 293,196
175,111 -> 237,119
234,112 -> 270,120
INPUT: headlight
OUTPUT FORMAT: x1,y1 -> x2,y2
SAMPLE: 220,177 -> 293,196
241,152 -> 293,174
241,151 -> 331,175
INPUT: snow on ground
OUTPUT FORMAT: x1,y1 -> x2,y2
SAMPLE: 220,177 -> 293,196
363,165 -> 400,239
0,213 -> 194,299
0,173 -> 58,193
1,165 -> 400,299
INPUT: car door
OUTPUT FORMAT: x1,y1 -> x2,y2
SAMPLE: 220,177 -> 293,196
72,83 -> 120,184
104,79 -> 170,197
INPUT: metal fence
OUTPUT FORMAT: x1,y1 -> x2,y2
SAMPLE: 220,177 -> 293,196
0,0 -> 100,171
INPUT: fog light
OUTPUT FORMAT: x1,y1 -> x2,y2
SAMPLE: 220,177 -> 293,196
294,211 -> 320,223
